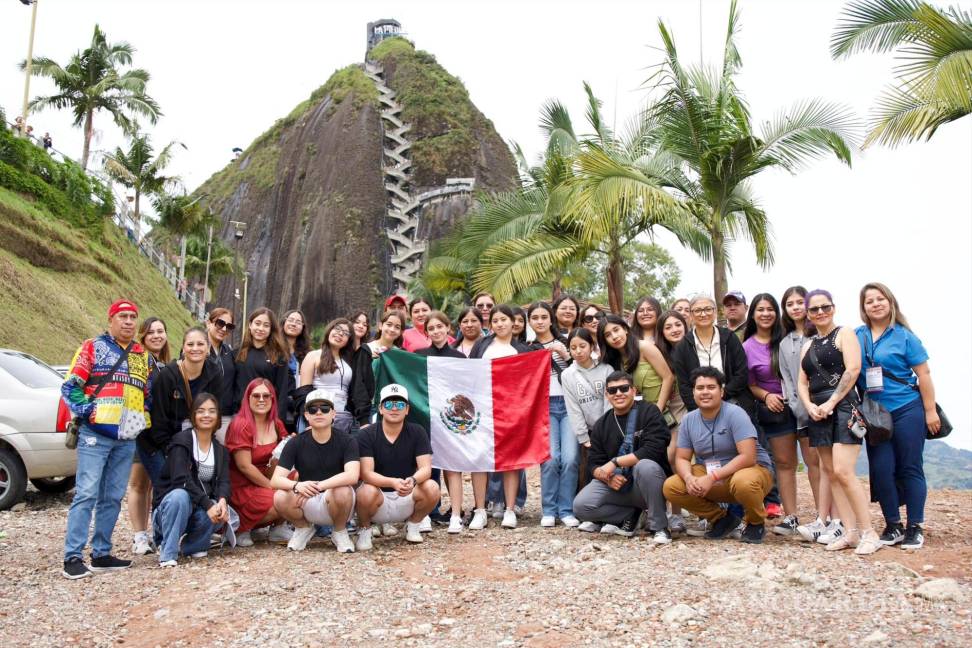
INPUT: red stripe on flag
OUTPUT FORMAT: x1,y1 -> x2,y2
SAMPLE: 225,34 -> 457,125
491,350 -> 551,471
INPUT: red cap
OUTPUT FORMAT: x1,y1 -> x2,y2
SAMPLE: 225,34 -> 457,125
108,299 -> 139,318
384,294 -> 407,309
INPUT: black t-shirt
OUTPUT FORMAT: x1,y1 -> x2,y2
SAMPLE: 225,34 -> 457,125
356,421 -> 432,491
278,429 -> 359,482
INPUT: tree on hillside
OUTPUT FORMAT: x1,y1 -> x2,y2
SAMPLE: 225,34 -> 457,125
20,24 -> 160,170
152,193 -> 214,297
645,0 -> 860,310
832,0 -> 972,147
103,132 -> 184,228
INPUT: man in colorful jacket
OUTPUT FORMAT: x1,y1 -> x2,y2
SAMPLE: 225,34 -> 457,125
61,299 -> 154,579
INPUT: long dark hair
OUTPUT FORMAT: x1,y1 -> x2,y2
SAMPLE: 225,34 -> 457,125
654,310 -> 687,369
282,309 -> 310,363
317,318 -> 354,375
510,306 -> 528,343
349,309 -> 372,347
138,316 -> 171,364
597,314 -> 639,373
632,296 -> 662,340
552,294 -> 581,333
527,301 -> 559,342
743,293 -> 785,376
237,307 -> 288,365
781,285 -> 813,336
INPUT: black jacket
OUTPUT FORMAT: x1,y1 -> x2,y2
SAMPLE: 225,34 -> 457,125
468,336 -> 531,358
143,360 -> 223,455
234,346 -> 291,419
208,342 -> 236,415
417,342 -> 466,359
588,401 -> 672,476
152,428 -> 231,511
349,346 -> 375,425
671,326 -> 755,417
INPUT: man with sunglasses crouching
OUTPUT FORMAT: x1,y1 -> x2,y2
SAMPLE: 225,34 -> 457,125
354,384 -> 440,550
270,389 -> 360,553
572,371 -> 674,544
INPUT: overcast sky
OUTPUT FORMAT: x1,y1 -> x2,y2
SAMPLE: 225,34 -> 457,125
2,0 -> 970,449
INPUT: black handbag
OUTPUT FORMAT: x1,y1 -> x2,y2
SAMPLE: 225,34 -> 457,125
756,400 -> 789,426
881,370 -> 952,440
807,341 -> 889,444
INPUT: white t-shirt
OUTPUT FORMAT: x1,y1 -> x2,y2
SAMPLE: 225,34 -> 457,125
482,341 -> 516,360
313,359 -> 352,412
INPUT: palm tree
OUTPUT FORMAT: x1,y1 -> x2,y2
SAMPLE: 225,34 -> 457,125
152,193 -> 213,295
832,0 -> 972,147
21,24 -> 161,169
103,132 -> 184,229
646,0 -> 860,308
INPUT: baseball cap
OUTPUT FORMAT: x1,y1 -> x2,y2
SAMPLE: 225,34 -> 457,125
108,299 -> 138,318
304,388 -> 335,407
722,291 -> 746,305
384,294 -> 407,309
379,384 -> 409,404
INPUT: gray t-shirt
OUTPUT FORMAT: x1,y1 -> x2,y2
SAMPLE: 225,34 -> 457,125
677,401 -> 772,469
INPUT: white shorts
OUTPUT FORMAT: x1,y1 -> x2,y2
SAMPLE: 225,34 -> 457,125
301,489 -> 355,526
370,491 -> 416,525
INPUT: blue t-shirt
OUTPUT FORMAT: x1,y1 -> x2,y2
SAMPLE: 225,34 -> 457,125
855,325 -> 928,412
678,402 -> 773,469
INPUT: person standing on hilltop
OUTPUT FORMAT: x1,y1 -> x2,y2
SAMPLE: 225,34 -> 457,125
60,300 -> 155,579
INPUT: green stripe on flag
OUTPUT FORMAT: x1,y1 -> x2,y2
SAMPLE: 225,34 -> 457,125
374,348 -> 430,431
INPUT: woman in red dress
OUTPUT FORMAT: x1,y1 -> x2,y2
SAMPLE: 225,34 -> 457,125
225,378 -> 293,546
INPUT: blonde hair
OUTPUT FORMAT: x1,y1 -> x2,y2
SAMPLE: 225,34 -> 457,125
859,282 -> 911,330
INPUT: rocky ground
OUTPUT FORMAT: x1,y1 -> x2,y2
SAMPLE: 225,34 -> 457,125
1,473 -> 969,648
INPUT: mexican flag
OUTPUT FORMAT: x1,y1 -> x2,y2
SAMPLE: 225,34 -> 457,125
374,348 -> 551,472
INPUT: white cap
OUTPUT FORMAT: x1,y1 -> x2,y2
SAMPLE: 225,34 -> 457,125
304,388 -> 335,407
379,383 -> 409,404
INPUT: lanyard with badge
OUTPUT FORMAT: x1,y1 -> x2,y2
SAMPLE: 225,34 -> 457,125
864,331 -> 886,393
700,409 -> 722,478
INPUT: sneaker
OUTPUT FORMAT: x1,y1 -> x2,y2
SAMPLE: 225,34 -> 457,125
561,515 -> 580,528
268,523 -> 294,544
880,522 -> 905,546
190,551 -> 208,559
469,508 -> 488,531
501,509 -> 517,529
90,555 -> 132,572
668,514 -> 687,534
159,559 -> 178,567
729,521 -> 745,540
765,502 -> 784,519
448,516 -> 464,534
381,523 -> 398,537
855,529 -> 883,555
901,524 -> 924,551
330,529 -> 355,553
236,531 -> 254,547
251,526 -> 270,542
315,525 -> 332,538
491,504 -> 506,519
132,532 -> 155,555
741,523 -> 765,544
599,523 -> 621,535
616,511 -> 641,538
355,526 -> 374,552
418,516 -> 433,533
540,515 -> 556,528
772,515 -> 799,536
288,525 -> 316,552
797,518 -> 826,543
817,520 -> 844,545
653,528 -> 673,545
514,505 -> 526,516
405,521 -> 424,543
705,513 -> 742,540
686,518 -> 709,537
62,557 -> 92,580
578,521 -> 601,533
825,533 -> 858,552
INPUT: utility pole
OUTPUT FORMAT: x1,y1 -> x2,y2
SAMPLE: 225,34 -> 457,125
202,221 -> 213,310
19,0 -> 39,138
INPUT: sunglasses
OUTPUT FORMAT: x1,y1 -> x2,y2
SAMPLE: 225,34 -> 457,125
382,400 -> 407,411
807,304 -> 834,315
212,318 -> 236,331
306,404 -> 333,415
250,392 -> 272,401
606,384 -> 632,395
582,313 -> 605,323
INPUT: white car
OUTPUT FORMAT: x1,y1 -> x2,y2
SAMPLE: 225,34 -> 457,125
0,349 -> 77,510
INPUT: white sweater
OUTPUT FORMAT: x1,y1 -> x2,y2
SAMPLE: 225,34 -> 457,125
560,361 -> 613,445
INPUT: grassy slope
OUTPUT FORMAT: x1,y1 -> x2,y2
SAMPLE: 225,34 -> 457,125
0,187 -> 195,365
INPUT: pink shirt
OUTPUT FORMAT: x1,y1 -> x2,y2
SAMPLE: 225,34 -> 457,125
401,326 -> 455,353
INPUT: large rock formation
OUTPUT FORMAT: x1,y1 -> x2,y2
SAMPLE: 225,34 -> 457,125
194,31 -> 517,326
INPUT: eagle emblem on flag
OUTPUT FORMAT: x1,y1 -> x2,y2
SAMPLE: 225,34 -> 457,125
439,394 -> 480,435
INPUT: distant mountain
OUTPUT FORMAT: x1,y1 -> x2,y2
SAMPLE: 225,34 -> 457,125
854,440 -> 972,490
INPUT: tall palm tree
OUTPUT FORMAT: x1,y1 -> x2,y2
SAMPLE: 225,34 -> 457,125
832,0 -> 972,147
103,132 -> 184,228
152,193 -> 213,294
647,0 -> 860,308
20,24 -> 161,169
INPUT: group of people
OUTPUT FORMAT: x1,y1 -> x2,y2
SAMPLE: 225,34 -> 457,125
59,282 -> 941,579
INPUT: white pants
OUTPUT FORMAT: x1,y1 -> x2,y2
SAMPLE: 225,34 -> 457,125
370,491 -> 416,524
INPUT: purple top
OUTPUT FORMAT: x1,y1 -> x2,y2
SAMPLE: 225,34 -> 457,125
743,337 -> 782,395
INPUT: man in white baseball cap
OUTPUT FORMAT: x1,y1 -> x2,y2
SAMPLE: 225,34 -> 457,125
354,384 -> 440,549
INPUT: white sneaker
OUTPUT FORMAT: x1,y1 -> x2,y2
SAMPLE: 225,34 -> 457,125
132,532 -> 155,555
561,515 -> 580,528
381,523 -> 398,537
236,531 -> 254,547
405,521 -> 424,543
685,519 -> 709,537
502,509 -> 517,529
540,515 -> 556,528
371,524 -> 381,538
578,521 -> 601,533
287,525 -> 316,552
190,551 -> 208,559
817,519 -> 844,545
668,514 -> 687,534
330,529 -> 355,553
600,523 -> 621,535
469,508 -> 488,530
448,516 -> 463,534
159,559 -> 177,567
268,523 -> 294,543
797,518 -> 826,543
491,503 -> 506,519
355,527 -> 374,552
653,528 -> 673,545
418,516 -> 433,533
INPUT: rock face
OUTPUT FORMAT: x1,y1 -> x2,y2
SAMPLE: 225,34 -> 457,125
195,35 -> 517,326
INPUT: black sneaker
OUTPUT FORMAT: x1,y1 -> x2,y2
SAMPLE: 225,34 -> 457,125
901,524 -> 924,550
616,510 -> 642,538
62,557 -> 92,580
705,512 -> 742,540
89,555 -> 132,572
880,522 -> 905,546
740,523 -> 765,544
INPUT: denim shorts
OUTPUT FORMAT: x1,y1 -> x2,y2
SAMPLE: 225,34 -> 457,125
808,391 -> 862,447
761,408 -> 797,440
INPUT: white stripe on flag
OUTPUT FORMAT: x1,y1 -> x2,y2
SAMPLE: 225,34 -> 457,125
428,356 -> 495,472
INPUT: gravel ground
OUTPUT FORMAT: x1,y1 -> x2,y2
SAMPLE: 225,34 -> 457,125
1,472 -> 969,647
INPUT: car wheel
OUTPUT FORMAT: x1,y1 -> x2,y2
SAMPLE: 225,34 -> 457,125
0,448 -> 28,511
30,476 -> 76,494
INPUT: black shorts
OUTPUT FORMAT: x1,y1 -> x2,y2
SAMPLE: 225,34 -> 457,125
807,392 -> 862,447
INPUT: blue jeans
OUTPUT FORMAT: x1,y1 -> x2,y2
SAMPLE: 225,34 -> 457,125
153,489 -> 217,562
487,471 -> 526,507
866,397 -> 927,525
540,396 -> 578,518
136,443 -> 166,492
63,427 -> 135,561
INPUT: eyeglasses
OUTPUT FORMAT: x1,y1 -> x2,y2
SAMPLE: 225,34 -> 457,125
636,308 -> 655,316
691,307 -> 715,316
382,400 -> 407,411
212,318 -> 236,331
606,384 -> 632,395
582,313 -> 604,323
284,317 -> 304,326
305,404 -> 332,415
807,304 -> 834,315
250,392 -> 272,401
331,328 -> 351,338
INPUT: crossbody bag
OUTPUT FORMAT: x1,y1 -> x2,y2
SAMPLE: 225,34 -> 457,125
64,342 -> 133,449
